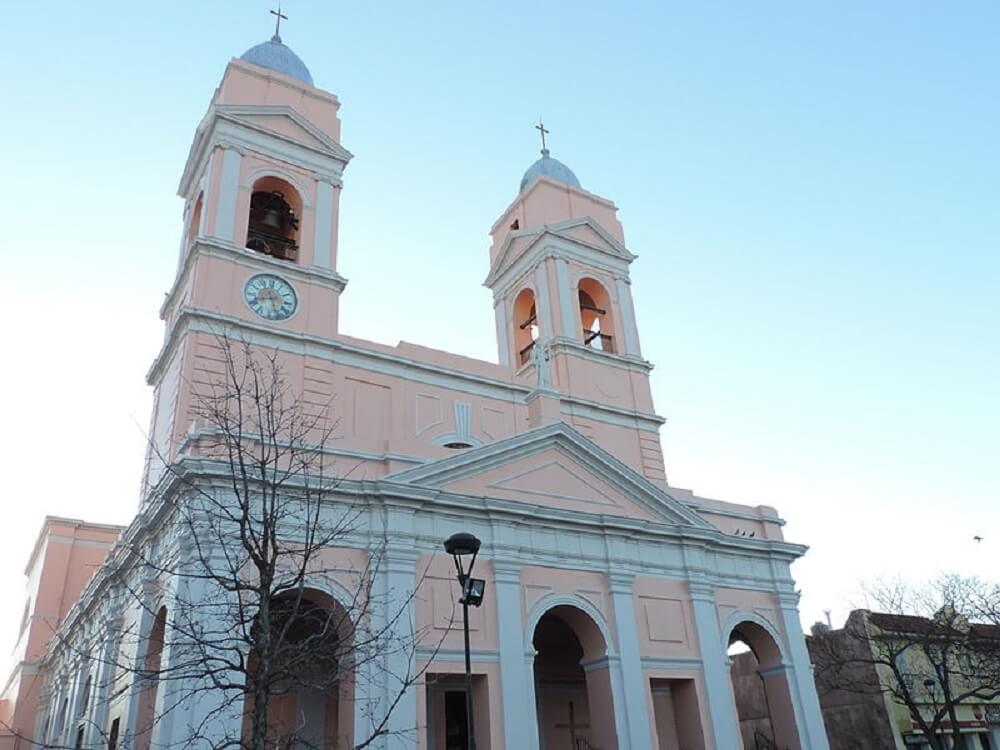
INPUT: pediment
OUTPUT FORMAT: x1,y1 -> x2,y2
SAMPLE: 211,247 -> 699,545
238,113 -> 331,149
386,423 -> 712,528
485,218 -> 636,287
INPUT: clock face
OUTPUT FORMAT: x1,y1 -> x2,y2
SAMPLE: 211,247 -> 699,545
244,274 -> 297,321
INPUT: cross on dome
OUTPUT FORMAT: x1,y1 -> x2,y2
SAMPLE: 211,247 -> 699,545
519,119 -> 581,192
535,119 -> 550,155
270,4 -> 288,41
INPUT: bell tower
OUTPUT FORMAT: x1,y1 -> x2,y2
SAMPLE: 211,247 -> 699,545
484,130 -> 665,479
143,27 -> 352,493
167,29 -> 352,340
485,129 -> 645,371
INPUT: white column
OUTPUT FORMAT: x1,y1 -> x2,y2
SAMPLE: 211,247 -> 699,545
777,592 -> 831,750
614,275 -> 642,357
689,581 -> 742,749
382,550 -> 418,749
608,574 -> 654,750
534,259 -> 554,343
494,298 -> 511,367
494,563 -> 533,748
523,651 -> 541,750
83,623 -> 120,747
212,145 -> 242,242
555,257 -> 577,339
313,178 -> 335,269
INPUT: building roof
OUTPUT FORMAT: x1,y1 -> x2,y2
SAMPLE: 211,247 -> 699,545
239,35 -> 314,86
520,149 -> 581,193
866,611 -> 1000,640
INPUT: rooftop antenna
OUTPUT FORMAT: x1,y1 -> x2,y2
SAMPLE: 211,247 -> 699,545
824,609 -> 832,629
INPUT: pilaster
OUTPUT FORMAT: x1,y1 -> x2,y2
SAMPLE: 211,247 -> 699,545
494,298 -> 511,367
313,177 -> 335,269
493,562 -> 533,749
776,591 -> 831,750
614,275 -> 641,357
607,572 -> 654,750
688,580 -> 741,749
535,258 -> 554,343
212,144 -> 243,242
555,257 -> 577,338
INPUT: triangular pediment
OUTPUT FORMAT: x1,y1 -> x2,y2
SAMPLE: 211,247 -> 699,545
217,105 -> 352,161
485,217 -> 636,288
385,422 -> 712,528
238,113 -> 330,149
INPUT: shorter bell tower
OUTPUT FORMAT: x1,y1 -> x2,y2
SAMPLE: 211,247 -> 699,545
485,129 -> 645,370
484,129 -> 665,479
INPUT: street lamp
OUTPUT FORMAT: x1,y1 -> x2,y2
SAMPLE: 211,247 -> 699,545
444,532 -> 486,750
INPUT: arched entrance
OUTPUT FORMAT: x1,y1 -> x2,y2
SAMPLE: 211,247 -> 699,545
242,588 -> 355,750
532,604 -> 618,750
727,619 -> 802,750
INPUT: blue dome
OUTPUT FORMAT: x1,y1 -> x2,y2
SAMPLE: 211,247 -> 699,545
240,35 -> 314,86
520,149 -> 581,192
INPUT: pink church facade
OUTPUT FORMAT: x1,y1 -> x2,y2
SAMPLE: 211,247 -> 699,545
3,32 -> 830,750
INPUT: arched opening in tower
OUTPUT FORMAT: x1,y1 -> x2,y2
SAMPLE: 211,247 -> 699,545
246,177 -> 302,262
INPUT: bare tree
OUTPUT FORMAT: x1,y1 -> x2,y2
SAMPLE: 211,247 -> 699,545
20,335 -> 438,750
810,577 -> 1000,750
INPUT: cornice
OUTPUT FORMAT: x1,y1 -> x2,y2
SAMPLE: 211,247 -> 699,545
159,237 -> 348,321
485,218 -> 634,290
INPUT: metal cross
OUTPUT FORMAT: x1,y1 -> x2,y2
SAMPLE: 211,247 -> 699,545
535,119 -> 550,152
554,700 -> 589,747
270,4 -> 288,37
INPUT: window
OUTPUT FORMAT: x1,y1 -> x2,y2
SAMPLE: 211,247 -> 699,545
74,725 -> 85,749
513,288 -> 539,365
577,278 -> 615,353
246,177 -> 302,262
108,717 -> 120,750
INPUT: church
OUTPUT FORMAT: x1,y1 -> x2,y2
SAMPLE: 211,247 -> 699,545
0,23 -> 830,750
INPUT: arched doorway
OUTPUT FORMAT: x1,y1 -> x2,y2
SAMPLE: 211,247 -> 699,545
134,606 -> 167,750
727,619 -> 802,750
243,589 -> 355,750
532,604 -> 618,750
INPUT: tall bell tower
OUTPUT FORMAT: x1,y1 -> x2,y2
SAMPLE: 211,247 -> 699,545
143,26 -> 352,492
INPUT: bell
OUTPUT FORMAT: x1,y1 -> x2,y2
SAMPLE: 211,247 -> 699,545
261,208 -> 282,231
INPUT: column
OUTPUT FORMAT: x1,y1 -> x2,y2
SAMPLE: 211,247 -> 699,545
555,257 -> 577,339
494,298 -> 511,367
777,592 -> 831,750
382,550 -> 418,749
534,259 -> 554,343
211,144 -> 243,242
313,177 -> 336,269
608,573 -> 654,750
83,620 -> 121,747
614,275 -> 642,357
494,563 -> 533,749
689,581 -> 742,749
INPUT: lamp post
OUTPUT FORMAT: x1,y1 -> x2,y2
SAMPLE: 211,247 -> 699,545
444,532 -> 486,750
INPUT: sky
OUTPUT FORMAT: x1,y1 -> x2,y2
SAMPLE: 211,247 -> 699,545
0,1 -> 997,676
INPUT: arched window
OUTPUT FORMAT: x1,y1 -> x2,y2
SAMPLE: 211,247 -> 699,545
187,193 -> 203,248
578,278 -> 615,353
513,288 -> 539,365
246,177 -> 302,262
135,607 -> 167,750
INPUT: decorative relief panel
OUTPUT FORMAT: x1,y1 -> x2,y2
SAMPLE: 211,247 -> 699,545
640,596 -> 688,644
481,406 -> 506,441
415,393 -> 443,436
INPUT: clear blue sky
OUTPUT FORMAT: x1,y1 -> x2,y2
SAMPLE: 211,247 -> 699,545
0,1 -> 997,667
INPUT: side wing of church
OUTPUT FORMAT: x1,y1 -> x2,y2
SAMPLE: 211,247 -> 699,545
0,30 -> 830,750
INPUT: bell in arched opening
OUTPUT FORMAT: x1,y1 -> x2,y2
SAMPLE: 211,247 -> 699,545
247,190 -> 300,261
